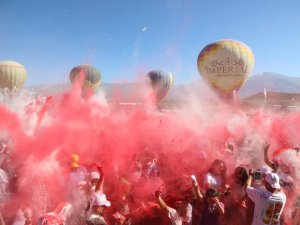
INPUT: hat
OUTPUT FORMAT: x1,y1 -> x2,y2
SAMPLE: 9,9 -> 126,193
70,154 -> 80,168
260,165 -> 272,174
92,193 -> 111,207
265,172 -> 281,189
90,171 -> 100,180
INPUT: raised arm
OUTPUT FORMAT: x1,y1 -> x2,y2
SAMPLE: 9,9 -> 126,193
155,189 -> 169,213
0,212 -> 5,225
213,197 -> 225,215
245,170 -> 253,189
263,143 -> 272,166
263,143 -> 279,172
191,175 -> 204,203
95,165 -> 104,193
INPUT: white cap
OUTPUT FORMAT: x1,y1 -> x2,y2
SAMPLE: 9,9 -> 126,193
265,173 -> 281,189
93,193 -> 111,207
90,171 -> 100,180
260,165 -> 272,174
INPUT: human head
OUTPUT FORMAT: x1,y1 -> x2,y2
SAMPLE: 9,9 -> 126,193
206,188 -> 220,205
233,166 -> 248,186
209,159 -> 226,176
263,172 -> 281,192
92,193 -> 111,214
90,171 -> 100,186
173,199 -> 188,217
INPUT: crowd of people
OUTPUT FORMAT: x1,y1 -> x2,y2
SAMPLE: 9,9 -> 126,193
0,141 -> 299,225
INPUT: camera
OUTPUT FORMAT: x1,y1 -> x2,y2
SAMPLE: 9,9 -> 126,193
251,169 -> 263,180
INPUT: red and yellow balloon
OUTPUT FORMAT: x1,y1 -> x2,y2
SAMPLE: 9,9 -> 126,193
197,39 -> 254,98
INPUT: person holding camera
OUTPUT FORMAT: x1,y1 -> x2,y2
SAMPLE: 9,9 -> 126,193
192,175 -> 225,225
246,170 -> 286,225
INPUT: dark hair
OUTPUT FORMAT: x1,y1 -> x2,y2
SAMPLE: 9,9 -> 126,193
206,188 -> 219,198
233,166 -> 249,187
208,159 -> 227,183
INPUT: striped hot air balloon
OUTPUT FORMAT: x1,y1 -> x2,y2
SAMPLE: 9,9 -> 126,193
146,70 -> 174,103
0,61 -> 27,92
69,64 -> 101,93
197,39 -> 254,98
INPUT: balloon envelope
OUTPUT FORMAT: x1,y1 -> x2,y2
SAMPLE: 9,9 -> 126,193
146,70 -> 173,102
197,39 -> 254,98
0,61 -> 27,91
69,64 -> 101,92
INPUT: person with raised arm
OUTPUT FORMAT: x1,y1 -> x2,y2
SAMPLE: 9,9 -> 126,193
191,175 -> 224,225
86,165 -> 111,225
264,143 -> 294,189
246,170 -> 286,225
154,185 -> 189,225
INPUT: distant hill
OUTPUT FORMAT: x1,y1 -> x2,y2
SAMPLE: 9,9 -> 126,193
25,72 -> 300,101
242,91 -> 300,111
239,72 -> 300,98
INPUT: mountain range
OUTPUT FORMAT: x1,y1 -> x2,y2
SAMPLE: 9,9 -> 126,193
25,72 -> 300,100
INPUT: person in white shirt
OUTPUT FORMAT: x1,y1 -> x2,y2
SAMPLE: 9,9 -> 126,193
155,188 -> 189,225
246,172 -> 286,225
203,159 -> 227,191
86,166 -> 111,225
263,143 -> 294,189
0,154 -> 11,206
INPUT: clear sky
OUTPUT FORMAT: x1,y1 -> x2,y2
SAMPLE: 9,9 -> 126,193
0,0 -> 299,85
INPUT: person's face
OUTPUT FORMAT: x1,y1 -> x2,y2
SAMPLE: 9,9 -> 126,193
207,196 -> 218,205
262,179 -> 274,192
213,163 -> 224,175
174,201 -> 187,215
93,205 -> 104,214
91,178 -> 99,186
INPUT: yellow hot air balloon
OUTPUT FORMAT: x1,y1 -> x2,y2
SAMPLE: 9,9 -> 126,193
197,39 -> 254,98
0,61 -> 27,92
69,64 -> 101,93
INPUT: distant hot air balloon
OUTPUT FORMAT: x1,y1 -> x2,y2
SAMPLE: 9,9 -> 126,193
146,70 -> 174,103
0,61 -> 27,92
197,39 -> 254,98
69,64 -> 101,93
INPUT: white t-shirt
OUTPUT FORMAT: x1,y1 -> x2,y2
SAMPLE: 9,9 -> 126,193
0,168 -> 10,204
12,208 -> 32,225
203,172 -> 223,190
246,186 -> 286,225
167,207 -> 183,225
183,203 -> 192,224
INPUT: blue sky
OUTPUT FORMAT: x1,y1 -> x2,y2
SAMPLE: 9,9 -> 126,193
0,0 -> 299,85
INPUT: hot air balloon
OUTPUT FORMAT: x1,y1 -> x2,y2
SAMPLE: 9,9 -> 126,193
146,70 -> 173,103
0,61 -> 27,92
69,64 -> 101,93
197,39 -> 254,98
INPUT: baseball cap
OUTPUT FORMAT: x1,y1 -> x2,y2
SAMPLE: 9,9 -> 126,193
92,193 -> 111,207
260,165 -> 272,174
265,172 -> 281,189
